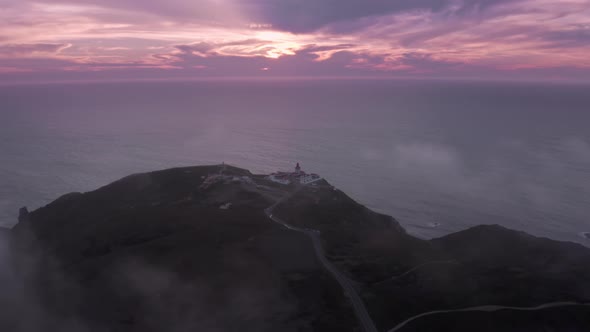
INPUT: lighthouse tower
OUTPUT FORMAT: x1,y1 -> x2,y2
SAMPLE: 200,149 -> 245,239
295,162 -> 301,174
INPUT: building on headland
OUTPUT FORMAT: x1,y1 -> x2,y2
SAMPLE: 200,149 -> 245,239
299,173 -> 321,184
267,163 -> 322,185
268,174 -> 291,185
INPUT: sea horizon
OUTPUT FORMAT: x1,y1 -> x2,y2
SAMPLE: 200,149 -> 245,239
1,79 -> 589,246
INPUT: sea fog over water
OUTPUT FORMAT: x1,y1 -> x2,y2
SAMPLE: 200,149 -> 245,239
1,80 -> 589,245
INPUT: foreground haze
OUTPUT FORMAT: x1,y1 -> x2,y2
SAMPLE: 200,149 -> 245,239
1,0 -> 590,83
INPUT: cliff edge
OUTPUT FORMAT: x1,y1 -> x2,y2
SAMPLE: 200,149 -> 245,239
7,165 -> 590,332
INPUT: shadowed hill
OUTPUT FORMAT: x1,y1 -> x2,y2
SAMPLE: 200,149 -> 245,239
9,165 -> 357,332
272,184 -> 590,331
7,165 -> 590,332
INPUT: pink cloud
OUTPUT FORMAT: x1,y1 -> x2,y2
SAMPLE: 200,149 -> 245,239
0,0 -> 589,82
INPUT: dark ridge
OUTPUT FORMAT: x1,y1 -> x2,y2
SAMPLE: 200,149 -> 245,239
7,165 -> 590,332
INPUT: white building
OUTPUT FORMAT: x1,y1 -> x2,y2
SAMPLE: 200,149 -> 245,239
267,163 -> 322,185
299,174 -> 322,184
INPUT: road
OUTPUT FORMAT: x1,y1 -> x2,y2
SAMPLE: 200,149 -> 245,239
387,301 -> 590,332
265,193 -> 379,332
264,189 -> 590,332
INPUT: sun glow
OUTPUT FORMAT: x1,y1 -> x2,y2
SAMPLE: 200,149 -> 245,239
1,0 -> 590,81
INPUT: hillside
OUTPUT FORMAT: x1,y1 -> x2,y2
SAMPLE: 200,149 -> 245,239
6,165 -> 590,332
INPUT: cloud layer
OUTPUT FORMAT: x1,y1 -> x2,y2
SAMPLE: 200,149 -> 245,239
0,0 -> 589,82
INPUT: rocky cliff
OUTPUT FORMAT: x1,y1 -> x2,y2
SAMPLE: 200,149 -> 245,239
5,165 -> 590,332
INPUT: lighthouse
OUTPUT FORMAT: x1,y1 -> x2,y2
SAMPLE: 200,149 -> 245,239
295,162 -> 301,174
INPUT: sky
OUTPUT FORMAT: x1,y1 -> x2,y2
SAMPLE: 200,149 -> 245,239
0,0 -> 589,83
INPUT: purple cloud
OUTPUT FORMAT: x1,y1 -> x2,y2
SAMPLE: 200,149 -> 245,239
250,0 -> 524,33
0,0 -> 589,83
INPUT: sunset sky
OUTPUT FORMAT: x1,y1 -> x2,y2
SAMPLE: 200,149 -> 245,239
1,0 -> 589,83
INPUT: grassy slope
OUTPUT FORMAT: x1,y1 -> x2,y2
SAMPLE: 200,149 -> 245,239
11,165 -> 358,332
275,183 -> 590,331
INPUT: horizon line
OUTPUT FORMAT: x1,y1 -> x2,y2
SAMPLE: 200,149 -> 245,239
1,75 -> 590,87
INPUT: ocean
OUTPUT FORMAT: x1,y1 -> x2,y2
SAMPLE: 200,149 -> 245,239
1,79 -> 589,245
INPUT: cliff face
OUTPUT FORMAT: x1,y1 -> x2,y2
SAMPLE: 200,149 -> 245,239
8,165 -> 590,332
367,224 -> 590,331
273,186 -> 590,331
9,166 -> 357,332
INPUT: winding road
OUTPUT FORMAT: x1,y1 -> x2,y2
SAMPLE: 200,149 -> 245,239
388,302 -> 590,332
265,193 -> 379,332
264,186 -> 590,332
